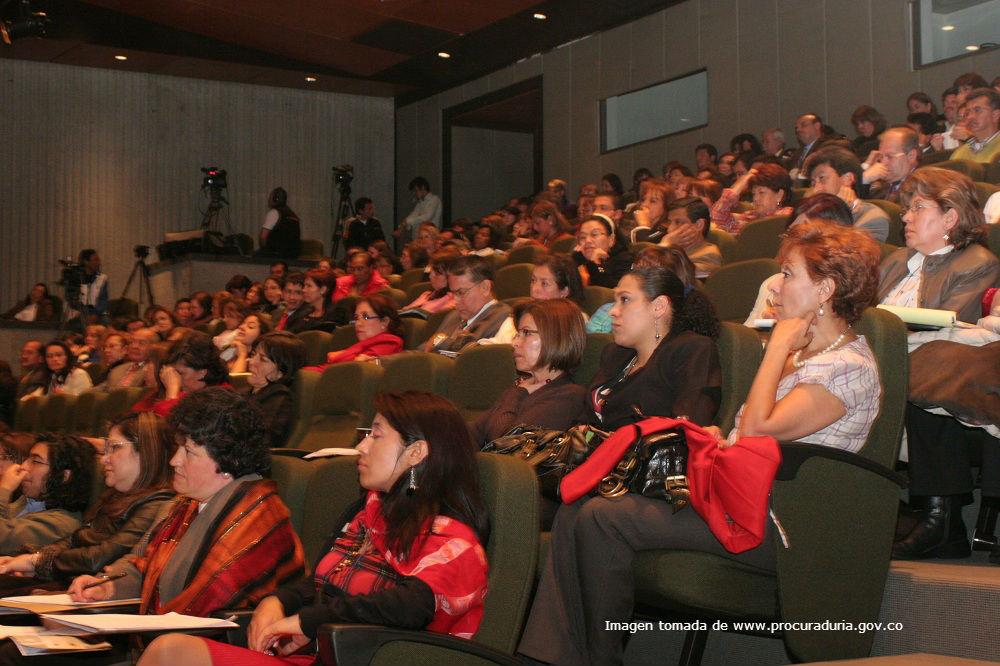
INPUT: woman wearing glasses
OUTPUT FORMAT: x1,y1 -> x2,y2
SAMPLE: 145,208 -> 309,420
0,435 -> 94,556
572,214 -> 633,289
307,294 -> 405,372
244,332 -> 307,449
878,167 -> 999,324
0,413 -> 174,594
472,299 -> 587,447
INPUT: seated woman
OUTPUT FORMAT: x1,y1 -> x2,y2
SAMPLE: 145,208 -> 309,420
212,298 -> 250,350
188,291 -> 214,328
306,294 -> 404,371
519,199 -> 574,250
470,218 -> 505,257
400,242 -> 429,273
287,268 -> 341,333
245,282 -> 265,312
879,167 -> 1000,324
138,391 -> 488,665
226,312 -> 272,373
0,413 -> 174,593
68,389 -> 305,617
572,214 -> 634,289
401,251 -> 457,315
473,299 -> 587,446
630,178 -> 674,241
519,221 -> 883,666
244,332 -> 306,448
0,435 -> 93,555
711,163 -> 794,235
368,240 -> 404,275
260,277 -> 284,316
149,307 -> 179,343
21,340 -> 92,399
150,332 -> 230,417
531,255 -> 587,314
2,283 -> 58,322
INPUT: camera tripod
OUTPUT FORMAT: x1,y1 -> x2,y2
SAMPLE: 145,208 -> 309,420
330,181 -> 355,259
120,257 -> 156,310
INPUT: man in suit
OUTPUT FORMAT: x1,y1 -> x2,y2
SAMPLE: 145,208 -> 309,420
97,328 -> 156,391
862,127 -> 920,204
421,255 -> 513,354
15,340 -> 45,399
787,113 -> 826,184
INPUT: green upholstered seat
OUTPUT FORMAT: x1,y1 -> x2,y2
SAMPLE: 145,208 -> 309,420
866,199 -> 905,246
504,244 -> 548,266
703,258 -> 780,323
575,333 -> 611,389
934,159 -> 985,182
494,263 -> 533,300
404,281 -> 431,304
399,318 -> 427,350
446,345 -> 515,423
728,215 -> 789,263
377,352 -> 453,396
706,227 -> 737,265
714,322 -> 764,433
69,390 -> 108,436
293,362 -> 383,452
582,285 -> 614,316
296,331 -> 333,365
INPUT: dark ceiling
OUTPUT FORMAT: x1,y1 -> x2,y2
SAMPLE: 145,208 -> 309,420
0,0 -> 677,104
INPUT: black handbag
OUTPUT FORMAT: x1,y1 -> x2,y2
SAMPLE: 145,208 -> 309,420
483,425 -> 603,500
598,426 -> 691,512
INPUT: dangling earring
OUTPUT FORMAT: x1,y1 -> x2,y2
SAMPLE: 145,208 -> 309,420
654,318 -> 661,341
817,304 -> 825,317
406,467 -> 417,496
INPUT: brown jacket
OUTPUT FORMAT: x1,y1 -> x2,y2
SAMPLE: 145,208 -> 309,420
878,244 -> 1000,323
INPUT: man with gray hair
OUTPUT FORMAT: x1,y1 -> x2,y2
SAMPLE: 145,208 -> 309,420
862,126 -> 920,203
762,128 -> 792,161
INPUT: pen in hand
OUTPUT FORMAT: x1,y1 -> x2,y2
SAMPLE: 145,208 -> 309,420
82,572 -> 127,591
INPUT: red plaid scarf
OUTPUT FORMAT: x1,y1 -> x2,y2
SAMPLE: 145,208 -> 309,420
314,491 -> 488,639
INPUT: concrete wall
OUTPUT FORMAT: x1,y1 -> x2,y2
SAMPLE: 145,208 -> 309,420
451,127 -> 536,221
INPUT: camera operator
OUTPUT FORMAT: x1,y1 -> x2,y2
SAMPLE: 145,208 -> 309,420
76,249 -> 109,323
343,197 -> 385,251
258,187 -> 301,258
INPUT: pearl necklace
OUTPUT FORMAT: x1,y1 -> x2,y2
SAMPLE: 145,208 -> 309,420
791,329 -> 849,369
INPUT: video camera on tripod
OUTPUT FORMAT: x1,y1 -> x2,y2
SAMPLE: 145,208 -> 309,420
201,167 -> 228,207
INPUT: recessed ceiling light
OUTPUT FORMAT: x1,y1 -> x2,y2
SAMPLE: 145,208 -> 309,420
114,55 -> 127,61
965,44 -> 980,51
437,51 -> 451,59
305,76 -> 317,82
533,12 -> 547,20
941,24 -> 955,31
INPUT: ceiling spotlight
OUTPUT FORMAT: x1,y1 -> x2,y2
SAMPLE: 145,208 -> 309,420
965,44 -> 980,51
114,55 -> 127,61
533,12 -> 547,20
941,25 -> 955,31
437,51 -> 451,59
305,76 -> 317,82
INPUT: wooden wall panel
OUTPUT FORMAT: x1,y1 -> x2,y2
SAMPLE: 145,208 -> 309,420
824,0 -> 874,134
737,0 -> 780,137
542,45 -> 573,185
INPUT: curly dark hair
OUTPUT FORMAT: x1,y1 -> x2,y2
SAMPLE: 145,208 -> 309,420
165,331 -> 228,386
36,434 -> 95,513
167,387 -> 269,477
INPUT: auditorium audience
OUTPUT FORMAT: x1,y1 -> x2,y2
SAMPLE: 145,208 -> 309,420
21,340 -> 92,399
0,435 -> 94,555
850,105 -> 888,159
421,255 -> 514,353
804,146 -> 890,240
0,413 -> 174,593
226,313 -> 272,373
260,276 -> 284,315
288,268 -> 340,332
712,163 -> 794,234
311,294 -> 404,368
332,251 -> 389,302
188,291 -> 213,328
149,306 -> 179,342
149,332 -> 230,417
950,87 -> 1000,164
244,331 -> 306,448
572,214 -> 633,288
402,251 -> 457,315
275,272 -> 306,331
659,197 -> 723,278
523,199 -> 574,250
98,328 -> 155,391
878,167 -> 999,324
531,254 -> 586,312
14,341 -> 44,400
3,283 -> 58,322
862,126 -> 920,203
139,391 -> 486,665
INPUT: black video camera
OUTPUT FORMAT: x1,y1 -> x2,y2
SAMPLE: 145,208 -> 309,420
201,167 -> 228,190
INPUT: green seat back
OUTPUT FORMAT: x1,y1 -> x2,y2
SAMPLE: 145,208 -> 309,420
974,181 -> 999,210
285,370 -> 321,450
295,362 -> 383,452
494,263 -> 533,300
399,318 -> 427,350
378,352 -> 453,396
728,215 -> 789,263
328,325 -> 359,352
504,244 -> 547,266
575,333 -> 611,388
866,199 -> 905,246
935,159 -> 985,181
397,268 -> 427,292
706,227 -> 738,264
549,236 -> 576,255
299,456 -> 364,564
582,286 -> 613,316
269,453 -> 314,538
703,258 -> 780,323
296,331 -> 333,365
14,396 -> 40,432
446,345 -> 516,422
987,223 -> 1000,259
378,288 -> 408,309
69,390 -> 108,436
879,241 -> 900,262
37,393 -> 75,433
852,307 -> 908,468
405,281 -> 431,304
715,322 -> 764,433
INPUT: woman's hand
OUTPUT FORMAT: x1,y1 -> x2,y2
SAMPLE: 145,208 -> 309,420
257,613 -> 308,656
582,245 -> 609,265
836,184 -> 857,207
0,554 -> 35,576
233,340 -> 248,359
247,596 -> 286,652
67,574 -> 114,602
159,365 -> 182,399
633,205 -> 651,227
731,168 -> 757,197
0,464 -> 27,496
768,312 -> 816,356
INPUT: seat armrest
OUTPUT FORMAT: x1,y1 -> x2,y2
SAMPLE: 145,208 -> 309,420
316,624 -> 520,666
211,609 -> 255,646
776,442 -> 906,487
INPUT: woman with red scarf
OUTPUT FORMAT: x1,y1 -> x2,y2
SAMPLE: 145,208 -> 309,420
137,391 -> 489,665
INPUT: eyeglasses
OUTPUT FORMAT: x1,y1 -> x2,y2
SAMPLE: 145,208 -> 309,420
904,201 -> 940,215
576,231 -> 608,242
877,151 -> 907,161
451,283 -> 482,298
25,456 -> 49,467
351,313 -> 381,322
100,440 -> 131,457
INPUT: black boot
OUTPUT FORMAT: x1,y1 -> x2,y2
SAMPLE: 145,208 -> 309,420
973,497 -> 1000,552
892,495 -> 971,560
